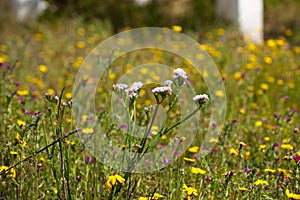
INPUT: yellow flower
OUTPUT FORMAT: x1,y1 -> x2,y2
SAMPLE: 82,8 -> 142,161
183,157 -> 196,162
172,25 -> 182,32
191,167 -> 206,175
264,168 -> 276,173
264,56 -> 272,64
264,137 -> 270,142
188,146 -> 199,153
286,189 -> 300,199
254,180 -> 268,185
17,89 -> 29,96
17,120 -> 26,126
10,151 -> 18,155
209,138 -> 219,143
65,92 -> 72,99
76,41 -> 86,49
255,121 -> 263,127
0,166 -> 8,173
39,65 -> 48,73
229,148 -> 239,156
183,184 -> 198,199
260,144 -> 266,149
239,108 -> 246,114
281,144 -> 293,150
52,187 -> 58,194
260,83 -> 269,90
10,168 -> 16,178
105,174 -> 125,191
238,187 -> 249,191
245,151 -> 251,160
278,168 -> 290,177
82,128 -> 94,134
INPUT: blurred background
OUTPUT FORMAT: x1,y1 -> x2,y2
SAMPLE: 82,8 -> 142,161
1,0 -> 300,43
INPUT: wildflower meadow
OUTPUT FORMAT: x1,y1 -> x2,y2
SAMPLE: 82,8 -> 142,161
0,17 -> 300,200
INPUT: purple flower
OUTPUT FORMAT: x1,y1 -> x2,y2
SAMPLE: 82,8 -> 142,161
273,143 -> 279,148
163,157 -> 169,164
0,62 -> 3,67
6,65 -> 11,71
294,156 -> 300,163
232,119 -> 238,124
211,147 -> 218,153
285,177 -> 290,182
14,82 -> 19,87
265,186 -> 270,191
244,168 -> 252,174
206,177 -> 212,182
85,156 -> 91,163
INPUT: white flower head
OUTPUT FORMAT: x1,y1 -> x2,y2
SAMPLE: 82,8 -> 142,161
113,83 -> 128,91
193,94 -> 209,107
164,80 -> 173,87
125,81 -> 143,94
174,68 -> 188,80
152,86 -> 172,94
129,92 -> 138,99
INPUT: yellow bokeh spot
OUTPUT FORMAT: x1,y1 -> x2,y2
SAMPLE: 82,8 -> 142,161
108,73 -> 116,80
76,41 -> 86,49
255,120 -> 263,127
172,25 -> 182,32
65,93 -> 72,99
47,88 -> 55,95
39,65 -> 48,73
17,89 -> 29,96
264,56 -> 272,64
277,79 -> 284,85
215,90 -> 224,97
77,27 -> 86,36
260,83 -> 269,90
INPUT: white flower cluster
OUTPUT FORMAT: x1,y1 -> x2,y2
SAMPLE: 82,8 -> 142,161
164,80 -> 173,87
193,94 -> 209,106
174,68 -> 188,80
152,86 -> 172,94
125,82 -> 143,93
113,83 -> 128,91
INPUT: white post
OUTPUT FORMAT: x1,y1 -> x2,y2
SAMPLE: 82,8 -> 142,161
238,0 -> 263,43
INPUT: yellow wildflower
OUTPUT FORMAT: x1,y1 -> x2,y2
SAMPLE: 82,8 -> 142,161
254,180 -> 268,185
255,121 -> 263,127
17,89 -> 29,96
183,184 -> 198,199
281,144 -> 293,150
229,148 -> 239,156
17,120 -> 26,126
172,25 -> 182,32
191,167 -> 206,175
183,157 -> 196,163
105,174 -> 125,191
10,168 -> 16,178
188,146 -> 199,153
39,65 -> 48,73
238,187 -> 249,191
82,128 -> 94,134
264,168 -> 276,173
286,189 -> 300,200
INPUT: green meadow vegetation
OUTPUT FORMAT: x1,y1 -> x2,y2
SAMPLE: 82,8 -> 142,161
0,15 -> 300,199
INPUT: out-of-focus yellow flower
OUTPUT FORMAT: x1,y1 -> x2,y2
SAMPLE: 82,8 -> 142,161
264,137 -> 270,142
238,187 -> 249,191
183,184 -> 198,198
0,55 -> 8,63
17,89 -> 29,96
183,157 -> 195,162
76,41 -> 86,49
33,33 -> 43,41
278,168 -> 290,177
10,168 -> 16,178
215,90 -> 224,97
82,128 -> 94,134
191,167 -> 206,175
254,180 -> 268,185
0,166 -> 8,173
10,151 -> 18,155
39,65 -> 47,73
65,92 -> 72,99
285,189 -> 300,199
260,83 -> 269,90
264,168 -> 276,173
17,120 -> 26,126
259,144 -> 266,149
229,148 -> 239,156
239,108 -> 246,114
77,27 -> 86,36
255,121 -> 263,127
47,89 -> 55,95
245,151 -> 251,160
264,56 -> 272,64
105,174 -> 125,191
281,144 -> 293,150
172,25 -> 182,32
138,193 -> 164,200
188,146 -> 199,153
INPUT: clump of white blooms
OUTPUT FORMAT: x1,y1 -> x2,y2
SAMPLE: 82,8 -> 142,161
125,82 -> 143,94
164,80 -> 173,87
129,92 -> 138,99
173,68 -> 188,87
193,94 -> 209,107
152,86 -> 172,94
174,68 -> 188,80
113,83 -> 128,91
